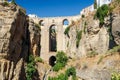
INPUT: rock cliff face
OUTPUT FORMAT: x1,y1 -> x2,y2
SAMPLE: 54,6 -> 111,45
65,9 -> 120,58
66,15 -> 109,58
0,4 -> 28,80
0,3 -> 41,80
112,14 -> 120,45
28,19 -> 41,56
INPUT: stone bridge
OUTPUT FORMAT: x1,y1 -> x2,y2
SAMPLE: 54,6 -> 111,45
31,15 -> 81,61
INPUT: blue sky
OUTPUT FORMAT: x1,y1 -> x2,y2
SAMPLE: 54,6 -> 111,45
10,0 -> 94,17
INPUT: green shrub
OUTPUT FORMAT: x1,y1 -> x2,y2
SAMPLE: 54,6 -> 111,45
82,15 -> 85,18
57,73 -> 68,80
35,57 -> 43,63
53,51 -> 68,72
66,67 -> 77,80
111,72 -> 120,80
26,55 -> 36,80
28,55 -> 34,62
56,51 -> 68,64
53,62 -> 63,71
94,4 -> 109,26
76,30 -> 82,48
84,21 -> 87,34
64,26 -> 70,38
2,2 -> 9,6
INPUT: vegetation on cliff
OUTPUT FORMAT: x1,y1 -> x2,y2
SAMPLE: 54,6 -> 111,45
26,55 -> 36,80
53,51 -> 68,72
64,26 -> 70,38
94,4 -> 109,26
76,30 -> 82,48
111,72 -> 120,80
49,67 -> 77,80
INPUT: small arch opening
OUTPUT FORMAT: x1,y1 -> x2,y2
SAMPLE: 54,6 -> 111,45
63,19 -> 69,25
49,56 -> 56,67
39,20 -> 44,26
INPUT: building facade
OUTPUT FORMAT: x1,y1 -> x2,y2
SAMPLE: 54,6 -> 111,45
96,0 -> 112,8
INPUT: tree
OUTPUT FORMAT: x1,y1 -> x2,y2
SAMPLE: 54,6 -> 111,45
11,0 -> 16,5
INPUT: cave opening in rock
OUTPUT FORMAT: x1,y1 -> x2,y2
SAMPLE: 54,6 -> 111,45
49,56 -> 56,67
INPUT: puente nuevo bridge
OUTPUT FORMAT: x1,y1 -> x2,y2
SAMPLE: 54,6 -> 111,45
28,0 -> 112,61
30,15 -> 81,61
0,0 -> 112,61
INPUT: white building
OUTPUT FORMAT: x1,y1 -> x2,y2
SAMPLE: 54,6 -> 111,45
28,14 -> 38,18
96,0 -> 112,8
80,0 -> 112,16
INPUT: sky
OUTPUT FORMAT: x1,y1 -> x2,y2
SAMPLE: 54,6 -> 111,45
9,0 -> 94,17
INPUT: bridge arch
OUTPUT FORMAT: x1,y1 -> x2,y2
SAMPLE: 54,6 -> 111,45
49,56 -> 56,66
49,24 -> 57,52
39,20 -> 44,26
63,19 -> 69,26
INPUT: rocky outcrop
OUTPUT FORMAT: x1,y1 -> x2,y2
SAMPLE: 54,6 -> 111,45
66,15 -> 109,58
77,69 -> 111,80
112,14 -> 120,45
76,52 -> 120,80
0,3 -> 28,80
29,18 -> 41,56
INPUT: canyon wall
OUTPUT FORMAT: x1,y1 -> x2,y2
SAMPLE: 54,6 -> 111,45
65,12 -> 120,58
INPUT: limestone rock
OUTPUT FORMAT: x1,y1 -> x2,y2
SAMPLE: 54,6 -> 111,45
29,19 -> 41,56
66,16 -> 109,58
0,4 -> 28,80
112,15 -> 120,45
77,69 -> 111,80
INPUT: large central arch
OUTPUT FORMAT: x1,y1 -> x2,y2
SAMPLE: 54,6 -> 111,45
49,25 -> 57,52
